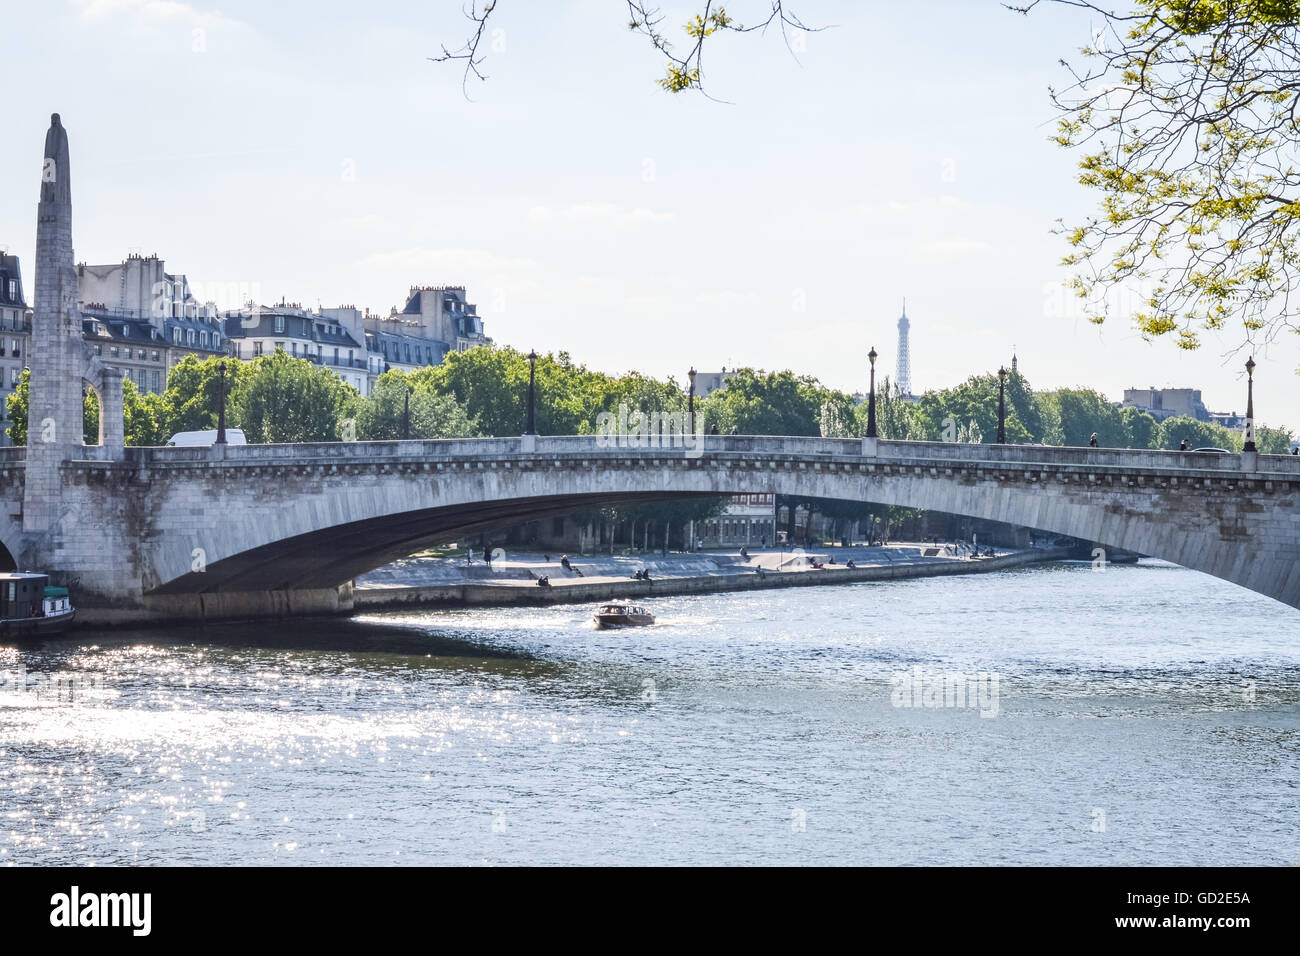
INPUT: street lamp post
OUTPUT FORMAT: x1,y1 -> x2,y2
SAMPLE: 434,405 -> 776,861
866,347 -> 878,438
525,349 -> 538,435
215,361 -> 227,445
687,366 -> 697,434
1244,356 -> 1257,452
403,385 -> 411,440
996,366 -> 1007,444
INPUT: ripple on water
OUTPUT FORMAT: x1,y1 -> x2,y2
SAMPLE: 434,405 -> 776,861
1,560 -> 1298,865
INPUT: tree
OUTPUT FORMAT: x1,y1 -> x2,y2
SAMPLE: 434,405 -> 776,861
1156,414 -> 1242,451
1256,424 -> 1295,454
235,350 -> 356,443
1120,404 -> 1160,448
866,375 -> 921,440
1026,0 -> 1300,352
352,371 -> 477,440
123,378 -> 168,446
910,372 -> 1038,444
699,367 -> 831,435
5,370 -> 105,445
432,2 -> 820,97
158,354 -> 247,439
1040,387 -> 1128,447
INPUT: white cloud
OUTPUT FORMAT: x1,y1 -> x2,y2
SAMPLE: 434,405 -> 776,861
856,195 -> 970,221
911,238 -> 996,260
526,202 -> 677,231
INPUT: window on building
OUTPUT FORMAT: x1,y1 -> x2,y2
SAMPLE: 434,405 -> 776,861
151,350 -> 159,362
274,315 -> 285,333
110,346 -> 119,358
152,370 -> 161,393
253,342 -> 263,357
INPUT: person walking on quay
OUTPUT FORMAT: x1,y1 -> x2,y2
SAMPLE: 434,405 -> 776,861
1089,433 -> 1098,447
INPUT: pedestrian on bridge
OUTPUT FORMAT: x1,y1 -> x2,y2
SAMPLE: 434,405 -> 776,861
1089,433 -> 1098,447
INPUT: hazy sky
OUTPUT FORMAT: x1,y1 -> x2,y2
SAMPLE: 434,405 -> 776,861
2,0 -> 1295,429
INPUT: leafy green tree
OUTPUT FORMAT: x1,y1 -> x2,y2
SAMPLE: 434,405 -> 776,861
1256,424 -> 1295,455
1041,388 -> 1128,447
911,373 -> 1036,444
5,370 -> 104,445
1030,0 -> 1300,352
863,375 -> 920,440
1156,415 -> 1243,452
417,346 -> 615,436
123,378 -> 168,446
1120,405 -> 1160,449
698,368 -> 831,436
158,354 -> 247,439
4,369 -> 28,445
235,350 -> 356,443
352,371 -> 476,440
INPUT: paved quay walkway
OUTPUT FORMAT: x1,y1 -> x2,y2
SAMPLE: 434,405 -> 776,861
353,544 -> 1073,609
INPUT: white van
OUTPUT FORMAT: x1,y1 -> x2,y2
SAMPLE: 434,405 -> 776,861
166,429 -> 247,447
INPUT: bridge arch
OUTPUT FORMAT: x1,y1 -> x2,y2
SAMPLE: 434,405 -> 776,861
129,437 -> 1300,611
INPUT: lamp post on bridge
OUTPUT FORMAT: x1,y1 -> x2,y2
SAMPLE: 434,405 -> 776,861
402,385 -> 411,440
525,349 -> 538,435
1244,356 -> 1257,452
215,361 -> 227,445
687,366 -> 697,434
996,366 -> 1007,445
866,347 -> 878,439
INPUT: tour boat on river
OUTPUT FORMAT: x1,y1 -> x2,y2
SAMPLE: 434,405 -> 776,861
0,573 -> 76,637
593,602 -> 655,628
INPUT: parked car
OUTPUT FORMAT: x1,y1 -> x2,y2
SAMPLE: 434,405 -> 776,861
166,429 -> 247,446
1191,447 -> 1231,453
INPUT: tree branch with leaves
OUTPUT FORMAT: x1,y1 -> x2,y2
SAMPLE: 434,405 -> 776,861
1018,0 -> 1300,354
431,1 -> 822,98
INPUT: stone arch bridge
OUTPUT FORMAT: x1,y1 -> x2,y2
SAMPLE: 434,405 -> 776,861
1,435 -> 1298,624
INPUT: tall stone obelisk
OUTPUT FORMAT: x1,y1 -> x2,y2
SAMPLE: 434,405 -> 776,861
24,114 -> 123,538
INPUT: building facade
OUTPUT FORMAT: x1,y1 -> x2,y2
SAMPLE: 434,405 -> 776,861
1121,387 -> 1211,422
698,493 -> 777,548
223,286 -> 491,397
77,254 -> 228,394
0,254 -> 29,442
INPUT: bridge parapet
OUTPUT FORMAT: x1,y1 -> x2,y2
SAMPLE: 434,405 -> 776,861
89,435 -> 1300,477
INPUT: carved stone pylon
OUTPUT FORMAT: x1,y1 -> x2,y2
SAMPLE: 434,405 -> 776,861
24,113 -> 124,541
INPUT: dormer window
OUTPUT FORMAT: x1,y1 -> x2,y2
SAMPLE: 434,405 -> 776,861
274,315 -> 285,333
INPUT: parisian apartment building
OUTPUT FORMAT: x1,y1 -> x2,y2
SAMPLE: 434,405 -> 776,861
1,251 -> 492,444
222,285 -> 490,396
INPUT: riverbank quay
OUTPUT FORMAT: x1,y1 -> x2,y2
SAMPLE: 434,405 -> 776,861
353,545 -> 1076,610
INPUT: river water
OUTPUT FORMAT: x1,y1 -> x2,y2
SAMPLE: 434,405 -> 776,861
1,559 -> 1297,866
